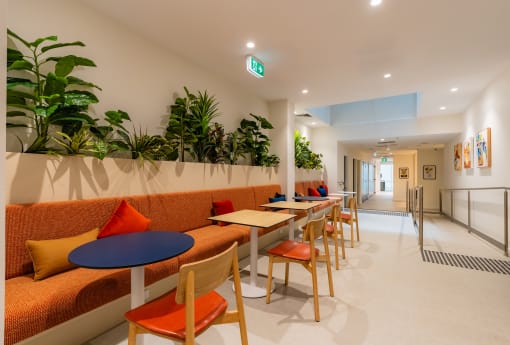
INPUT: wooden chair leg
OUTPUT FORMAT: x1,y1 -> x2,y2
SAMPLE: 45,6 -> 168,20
127,323 -> 137,345
355,218 -> 360,242
339,224 -> 346,259
311,263 -> 320,322
333,234 -> 339,270
266,255 -> 274,304
350,222 -> 354,248
284,262 -> 290,286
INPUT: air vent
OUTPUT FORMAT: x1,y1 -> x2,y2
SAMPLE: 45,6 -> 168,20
296,113 -> 312,117
376,140 -> 396,145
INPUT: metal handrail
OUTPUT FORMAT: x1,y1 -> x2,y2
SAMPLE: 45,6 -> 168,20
439,186 -> 509,256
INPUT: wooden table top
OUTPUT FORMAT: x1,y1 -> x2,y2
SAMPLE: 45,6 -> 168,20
259,201 -> 320,211
208,209 -> 296,228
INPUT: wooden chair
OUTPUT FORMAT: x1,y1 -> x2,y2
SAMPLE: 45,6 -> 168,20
265,215 -> 334,321
341,197 -> 360,248
325,203 -> 345,270
125,242 -> 248,345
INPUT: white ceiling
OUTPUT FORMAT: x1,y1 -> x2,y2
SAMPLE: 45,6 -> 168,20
81,0 -> 510,151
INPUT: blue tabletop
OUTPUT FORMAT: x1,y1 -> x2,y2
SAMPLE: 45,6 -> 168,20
68,231 -> 194,269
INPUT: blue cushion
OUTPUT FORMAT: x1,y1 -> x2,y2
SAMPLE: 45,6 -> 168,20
269,196 -> 286,203
317,187 -> 327,197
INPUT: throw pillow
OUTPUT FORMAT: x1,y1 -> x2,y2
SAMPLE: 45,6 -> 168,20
275,192 -> 286,199
26,228 -> 100,280
317,186 -> 327,197
319,184 -> 329,195
212,199 -> 235,226
98,200 -> 151,239
269,196 -> 286,203
308,187 -> 321,197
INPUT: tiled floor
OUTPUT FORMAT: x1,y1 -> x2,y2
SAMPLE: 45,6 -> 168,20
86,212 -> 510,345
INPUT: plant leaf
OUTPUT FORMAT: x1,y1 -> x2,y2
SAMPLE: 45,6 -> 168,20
64,90 -> 99,106
43,72 -> 67,99
7,29 -> 31,48
7,110 -> 27,117
7,48 -> 24,65
30,35 -> 58,48
7,89 -> 35,101
7,59 -> 34,71
41,41 -> 85,53
67,76 -> 102,90
7,77 -> 36,89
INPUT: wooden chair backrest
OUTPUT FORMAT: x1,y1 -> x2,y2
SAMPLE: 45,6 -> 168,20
303,215 -> 326,244
175,242 -> 237,304
329,204 -> 340,222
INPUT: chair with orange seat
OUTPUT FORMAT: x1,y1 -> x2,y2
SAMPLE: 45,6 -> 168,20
265,215 -> 334,321
341,197 -> 360,248
325,203 -> 346,270
125,242 -> 248,345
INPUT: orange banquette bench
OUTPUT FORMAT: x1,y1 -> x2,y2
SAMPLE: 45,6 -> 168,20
5,184 -> 298,345
294,180 -> 336,211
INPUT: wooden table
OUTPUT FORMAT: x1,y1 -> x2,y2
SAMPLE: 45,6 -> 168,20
259,201 -> 320,240
208,209 -> 296,298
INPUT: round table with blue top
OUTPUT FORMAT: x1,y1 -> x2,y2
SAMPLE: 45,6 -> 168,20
69,231 -> 194,308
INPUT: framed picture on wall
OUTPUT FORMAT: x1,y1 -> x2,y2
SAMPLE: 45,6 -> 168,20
454,143 -> 462,171
463,137 -> 473,169
476,127 -> 491,168
399,167 -> 409,179
423,165 -> 436,180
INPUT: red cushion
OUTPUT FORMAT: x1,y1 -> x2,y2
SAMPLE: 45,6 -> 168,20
212,199 -> 234,226
98,200 -> 151,238
308,187 -> 321,197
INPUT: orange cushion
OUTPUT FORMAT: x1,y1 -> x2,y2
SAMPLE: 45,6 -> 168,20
25,228 -> 99,280
267,240 -> 319,261
125,288 -> 227,340
98,200 -> 150,238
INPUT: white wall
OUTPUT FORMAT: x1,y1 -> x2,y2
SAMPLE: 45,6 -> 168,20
417,148 -> 443,212
7,0 -> 269,151
442,66 -> 510,249
310,126 -> 337,191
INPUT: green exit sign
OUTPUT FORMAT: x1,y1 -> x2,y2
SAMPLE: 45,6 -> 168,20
381,157 -> 388,163
246,55 -> 265,78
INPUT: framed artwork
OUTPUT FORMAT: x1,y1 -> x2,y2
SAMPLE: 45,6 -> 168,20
454,143 -> 462,171
399,167 -> 409,179
423,165 -> 436,180
463,137 -> 473,169
476,127 -> 491,168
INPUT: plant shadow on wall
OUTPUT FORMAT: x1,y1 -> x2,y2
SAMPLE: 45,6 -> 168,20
6,30 -> 280,168
294,130 -> 323,170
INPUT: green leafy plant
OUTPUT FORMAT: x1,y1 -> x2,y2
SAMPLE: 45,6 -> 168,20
237,113 -> 279,167
52,125 -> 94,155
205,122 -> 227,164
165,87 -> 195,162
188,89 -> 220,162
225,131 -> 244,165
295,130 -> 323,169
6,29 -> 100,153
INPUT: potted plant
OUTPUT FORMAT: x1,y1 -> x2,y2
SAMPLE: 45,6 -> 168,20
294,130 -> 323,169
7,29 -> 100,153
237,113 -> 279,167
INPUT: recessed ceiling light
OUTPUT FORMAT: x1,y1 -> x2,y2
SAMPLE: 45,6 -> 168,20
440,106 -> 446,110
311,122 -> 316,125
380,138 -> 385,141
383,73 -> 392,79
450,87 -> 459,93
370,0 -> 382,7
294,111 -> 298,115
301,89 -> 309,94
246,41 -> 255,49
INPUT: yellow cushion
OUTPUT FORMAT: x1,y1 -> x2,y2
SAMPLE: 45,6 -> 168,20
25,228 -> 100,280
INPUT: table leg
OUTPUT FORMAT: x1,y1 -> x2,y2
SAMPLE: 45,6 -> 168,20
236,226 -> 274,298
289,210 -> 295,241
131,266 -> 145,345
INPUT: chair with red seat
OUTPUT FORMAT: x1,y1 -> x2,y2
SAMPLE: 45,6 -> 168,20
265,215 -> 334,321
325,203 -> 345,269
125,242 -> 248,345
341,197 -> 360,248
